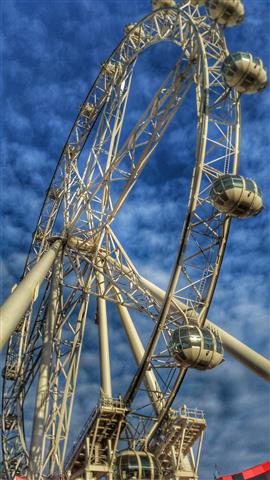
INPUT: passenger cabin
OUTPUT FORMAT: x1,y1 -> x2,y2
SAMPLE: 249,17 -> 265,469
152,0 -> 176,10
170,325 -> 224,370
206,0 -> 244,27
222,52 -> 268,93
210,174 -> 263,218
115,450 -> 162,480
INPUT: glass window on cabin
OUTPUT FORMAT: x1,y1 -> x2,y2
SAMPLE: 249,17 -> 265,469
203,331 -> 213,350
232,177 -> 243,187
141,457 -> 152,479
216,337 -> 223,354
179,327 -> 189,337
231,176 -> 239,181
127,456 -> 139,469
245,179 -> 255,192
213,182 -> 223,193
181,338 -> 192,349
189,335 -> 201,348
121,457 -> 129,468
172,331 -> 179,342
204,339 -> 213,350
234,53 -> 242,61
222,177 -> 234,189
189,326 -> 199,334
120,457 -> 134,478
141,457 -> 150,468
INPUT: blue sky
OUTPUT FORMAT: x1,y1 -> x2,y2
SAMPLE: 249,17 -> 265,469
0,0 -> 270,478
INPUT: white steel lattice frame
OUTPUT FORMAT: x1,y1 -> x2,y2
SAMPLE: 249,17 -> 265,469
2,2 -> 240,479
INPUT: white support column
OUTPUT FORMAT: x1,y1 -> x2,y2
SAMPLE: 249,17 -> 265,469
195,430 -> 204,475
96,262 -> 112,399
116,303 -> 164,413
0,240 -> 62,351
139,274 -> 270,383
28,247 -> 62,480
204,322 -> 270,383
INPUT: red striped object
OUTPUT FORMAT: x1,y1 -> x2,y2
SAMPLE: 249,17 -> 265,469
217,461 -> 270,480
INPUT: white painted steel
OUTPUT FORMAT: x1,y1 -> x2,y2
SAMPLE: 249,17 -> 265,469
28,248 -> 63,479
0,240 -> 62,352
96,262 -> 112,399
2,1 -> 249,477
116,302 -> 164,413
207,323 -> 270,383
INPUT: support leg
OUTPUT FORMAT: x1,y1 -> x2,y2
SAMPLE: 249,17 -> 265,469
116,302 -> 164,413
28,247 -> 62,479
96,261 -> 112,399
0,240 -> 62,351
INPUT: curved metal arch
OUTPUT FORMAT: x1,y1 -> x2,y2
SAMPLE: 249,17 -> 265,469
2,9 -> 208,477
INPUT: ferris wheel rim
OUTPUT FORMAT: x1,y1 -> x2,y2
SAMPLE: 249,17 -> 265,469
2,3 -> 241,478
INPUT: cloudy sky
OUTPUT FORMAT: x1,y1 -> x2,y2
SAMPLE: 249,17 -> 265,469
1,0 -> 270,478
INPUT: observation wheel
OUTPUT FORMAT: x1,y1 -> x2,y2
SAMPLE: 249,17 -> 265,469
1,1 -> 267,479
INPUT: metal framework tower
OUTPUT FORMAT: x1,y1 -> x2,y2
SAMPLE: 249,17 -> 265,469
0,1 -> 269,479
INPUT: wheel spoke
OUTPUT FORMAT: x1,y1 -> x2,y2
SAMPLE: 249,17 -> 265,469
69,56 -> 194,235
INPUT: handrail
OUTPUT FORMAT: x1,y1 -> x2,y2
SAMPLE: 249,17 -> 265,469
64,397 -> 126,469
179,406 -> 205,419
169,406 -> 205,420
